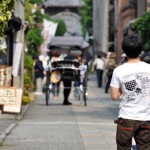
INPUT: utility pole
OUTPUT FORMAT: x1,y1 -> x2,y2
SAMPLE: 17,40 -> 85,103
114,0 -> 118,62
93,0 -> 109,54
13,0 -> 24,89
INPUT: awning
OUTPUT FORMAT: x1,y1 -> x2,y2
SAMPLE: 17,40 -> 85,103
48,36 -> 89,50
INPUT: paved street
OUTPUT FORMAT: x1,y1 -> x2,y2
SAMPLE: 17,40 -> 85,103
0,73 -> 120,150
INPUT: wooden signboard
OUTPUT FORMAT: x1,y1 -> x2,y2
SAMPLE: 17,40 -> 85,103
0,87 -> 17,105
3,89 -> 22,113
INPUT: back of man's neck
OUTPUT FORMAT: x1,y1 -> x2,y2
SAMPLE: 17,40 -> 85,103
127,58 -> 141,63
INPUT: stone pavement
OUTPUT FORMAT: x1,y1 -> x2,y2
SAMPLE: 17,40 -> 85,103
0,102 -> 30,144
0,73 -> 120,149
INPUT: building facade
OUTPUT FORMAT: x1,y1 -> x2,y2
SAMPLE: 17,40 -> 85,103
116,0 -> 136,62
115,0 -> 148,63
44,0 -> 85,36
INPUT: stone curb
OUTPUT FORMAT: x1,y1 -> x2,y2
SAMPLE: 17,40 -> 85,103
0,123 -> 16,145
16,102 -> 31,120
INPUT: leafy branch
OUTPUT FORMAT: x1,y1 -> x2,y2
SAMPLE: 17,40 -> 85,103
0,0 -> 14,52
131,12 -> 150,52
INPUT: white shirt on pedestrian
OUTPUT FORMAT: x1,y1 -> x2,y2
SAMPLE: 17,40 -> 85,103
110,62 -> 150,121
93,58 -> 105,70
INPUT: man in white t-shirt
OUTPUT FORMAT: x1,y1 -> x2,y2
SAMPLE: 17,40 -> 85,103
110,34 -> 150,150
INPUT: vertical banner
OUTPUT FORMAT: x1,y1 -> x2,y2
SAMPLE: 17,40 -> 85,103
12,43 -> 23,76
41,19 -> 58,55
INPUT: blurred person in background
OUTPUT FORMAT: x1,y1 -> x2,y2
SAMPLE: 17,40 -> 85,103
63,49 -> 76,105
51,50 -> 61,99
119,53 -> 128,65
34,55 -> 45,95
74,54 -> 87,99
105,52 -> 117,93
92,54 -> 105,88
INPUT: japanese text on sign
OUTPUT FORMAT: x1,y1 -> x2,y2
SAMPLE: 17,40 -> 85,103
0,87 -> 16,105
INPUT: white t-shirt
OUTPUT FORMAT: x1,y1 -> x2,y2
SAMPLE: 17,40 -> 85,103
110,61 -> 150,121
93,58 -> 104,70
51,57 -> 61,63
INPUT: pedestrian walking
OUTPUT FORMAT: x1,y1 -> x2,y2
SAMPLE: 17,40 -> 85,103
34,55 -> 45,95
74,54 -> 87,99
63,50 -> 76,105
73,54 -> 82,99
105,52 -> 117,93
119,53 -> 128,65
51,50 -> 61,99
92,55 -> 105,87
110,34 -> 150,150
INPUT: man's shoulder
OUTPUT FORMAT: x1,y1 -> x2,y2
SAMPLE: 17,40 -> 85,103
142,61 -> 150,67
114,63 -> 126,72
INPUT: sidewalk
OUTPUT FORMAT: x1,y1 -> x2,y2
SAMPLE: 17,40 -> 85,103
0,104 -> 30,144
0,73 -> 119,149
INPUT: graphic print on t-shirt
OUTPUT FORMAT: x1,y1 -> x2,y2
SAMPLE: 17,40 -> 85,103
123,72 -> 150,101
125,79 -> 142,94
125,80 -> 137,91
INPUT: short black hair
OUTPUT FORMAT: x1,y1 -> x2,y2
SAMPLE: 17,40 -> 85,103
122,34 -> 143,58
97,55 -> 102,58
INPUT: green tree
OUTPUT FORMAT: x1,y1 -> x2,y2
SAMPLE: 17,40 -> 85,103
25,1 -> 44,58
24,53 -> 34,95
78,0 -> 93,36
29,0 -> 42,4
33,10 -> 44,23
131,12 -> 150,52
25,28 -> 44,58
55,19 -> 66,36
0,0 -> 14,52
25,1 -> 34,25
25,0 -> 66,58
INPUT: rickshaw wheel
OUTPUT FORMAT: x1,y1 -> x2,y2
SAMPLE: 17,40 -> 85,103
45,87 -> 50,105
83,88 -> 87,106
83,77 -> 87,106
45,71 -> 51,106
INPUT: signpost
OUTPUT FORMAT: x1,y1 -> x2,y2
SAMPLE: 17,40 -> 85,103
0,87 -> 22,113
0,87 -> 16,105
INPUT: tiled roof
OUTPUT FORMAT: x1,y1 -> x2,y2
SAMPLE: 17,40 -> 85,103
44,0 -> 85,7
48,36 -> 89,49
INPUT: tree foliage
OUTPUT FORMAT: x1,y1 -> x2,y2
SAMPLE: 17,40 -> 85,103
24,53 -> 34,78
25,1 -> 35,26
25,0 -> 66,58
55,19 -> 66,36
25,1 -> 44,58
26,28 -> 44,58
29,0 -> 43,4
131,12 -> 150,52
0,0 -> 14,52
33,10 -> 44,23
78,0 -> 93,36
24,53 -> 34,94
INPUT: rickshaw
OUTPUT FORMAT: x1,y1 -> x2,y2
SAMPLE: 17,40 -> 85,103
45,36 -> 89,106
